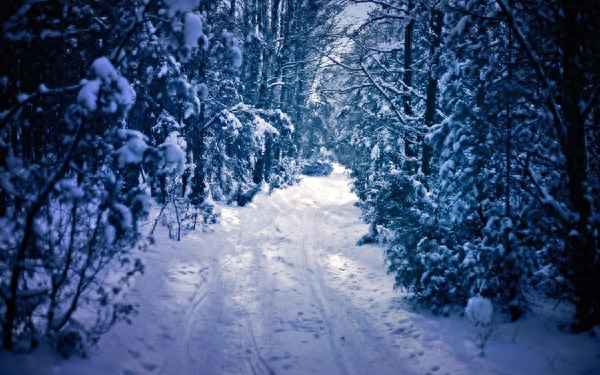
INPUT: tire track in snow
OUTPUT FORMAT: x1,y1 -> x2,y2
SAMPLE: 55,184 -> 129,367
182,262 -> 215,363
301,206 -> 414,375
298,209 -> 352,375
157,261 -> 214,375
246,322 -> 277,375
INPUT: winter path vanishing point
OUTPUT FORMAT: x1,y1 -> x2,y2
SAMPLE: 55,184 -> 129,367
7,165 -> 595,375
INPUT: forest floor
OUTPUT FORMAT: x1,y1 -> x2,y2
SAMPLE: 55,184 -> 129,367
2,165 -> 599,375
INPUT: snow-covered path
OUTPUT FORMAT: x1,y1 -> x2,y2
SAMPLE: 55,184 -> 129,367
136,164 -> 456,375
37,165 -> 467,375
6,165 -> 598,375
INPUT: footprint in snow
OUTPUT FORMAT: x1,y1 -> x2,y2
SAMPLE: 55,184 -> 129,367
141,363 -> 159,372
128,349 -> 141,359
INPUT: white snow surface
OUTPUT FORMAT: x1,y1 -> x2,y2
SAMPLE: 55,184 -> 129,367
465,297 -> 493,326
2,165 -> 599,375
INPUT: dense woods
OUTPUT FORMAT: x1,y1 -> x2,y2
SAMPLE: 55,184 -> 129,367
0,0 -> 599,363
0,0 -> 339,353
323,0 -> 600,331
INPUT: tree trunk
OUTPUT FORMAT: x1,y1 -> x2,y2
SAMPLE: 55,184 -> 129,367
560,2 -> 597,331
402,0 -> 416,163
421,8 -> 443,177
190,49 -> 208,206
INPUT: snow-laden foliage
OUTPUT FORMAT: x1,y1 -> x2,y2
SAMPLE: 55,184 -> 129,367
0,0 -> 320,355
325,0 -> 600,329
0,55 -> 180,353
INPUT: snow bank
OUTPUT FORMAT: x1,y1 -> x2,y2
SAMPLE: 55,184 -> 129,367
465,296 -> 493,326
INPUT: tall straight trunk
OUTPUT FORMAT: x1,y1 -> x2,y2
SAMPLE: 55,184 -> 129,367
270,0 -> 283,108
279,0 -> 295,111
254,0 -> 266,105
402,0 -> 414,118
258,0 -> 282,108
559,2 -> 597,331
244,0 -> 262,104
258,0 -> 281,108
241,0 -> 251,99
402,0 -> 416,162
421,8 -> 443,177
229,0 -> 236,18
502,19 -> 522,319
505,26 -> 513,228
190,48 -> 208,206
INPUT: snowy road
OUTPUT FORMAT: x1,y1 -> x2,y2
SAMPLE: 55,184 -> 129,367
91,165 -> 468,375
36,165 -> 462,375
17,165 -> 595,375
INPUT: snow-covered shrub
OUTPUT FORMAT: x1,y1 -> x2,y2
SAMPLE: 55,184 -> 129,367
301,159 -> 334,176
465,296 -> 494,356
0,53 -> 179,352
0,0 -> 315,356
269,156 -> 302,190
54,325 -> 90,359
466,296 -> 494,326
201,104 -> 299,205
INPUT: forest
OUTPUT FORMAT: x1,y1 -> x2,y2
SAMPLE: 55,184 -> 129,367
0,0 -> 599,374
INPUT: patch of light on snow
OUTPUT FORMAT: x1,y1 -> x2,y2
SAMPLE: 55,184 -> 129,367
262,245 -> 298,289
331,163 -> 346,174
299,165 -> 356,206
220,207 -> 241,231
221,251 -> 257,303
164,259 -> 206,296
325,253 -> 352,271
